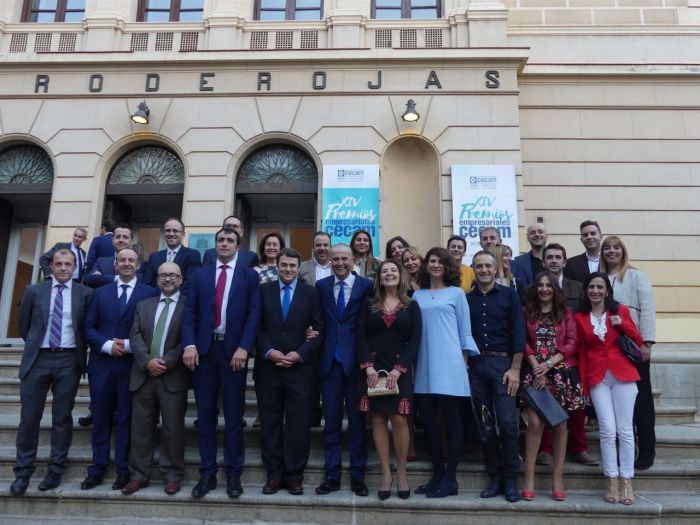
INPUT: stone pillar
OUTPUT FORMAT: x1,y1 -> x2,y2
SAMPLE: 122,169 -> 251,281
83,0 -> 126,51
466,0 -> 508,47
205,0 -> 246,50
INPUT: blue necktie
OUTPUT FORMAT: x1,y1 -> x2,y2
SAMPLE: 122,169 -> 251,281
76,248 -> 83,280
334,280 -> 346,362
49,284 -> 65,349
281,285 -> 291,320
118,284 -> 129,315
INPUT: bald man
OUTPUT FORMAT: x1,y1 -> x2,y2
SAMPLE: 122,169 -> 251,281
512,223 -> 547,287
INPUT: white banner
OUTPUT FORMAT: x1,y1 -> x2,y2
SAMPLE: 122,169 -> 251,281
451,165 -> 519,259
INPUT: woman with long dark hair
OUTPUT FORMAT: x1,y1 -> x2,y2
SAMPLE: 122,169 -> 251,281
253,232 -> 285,284
351,229 -> 380,279
385,236 -> 410,261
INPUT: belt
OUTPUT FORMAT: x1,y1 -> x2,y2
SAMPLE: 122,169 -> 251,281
481,350 -> 510,357
41,347 -> 76,353
212,333 -> 225,341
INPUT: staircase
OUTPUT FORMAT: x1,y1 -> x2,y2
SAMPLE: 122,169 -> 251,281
0,345 -> 698,524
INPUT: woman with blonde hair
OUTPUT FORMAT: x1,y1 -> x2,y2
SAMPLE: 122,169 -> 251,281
490,244 -> 526,305
401,246 -> 423,296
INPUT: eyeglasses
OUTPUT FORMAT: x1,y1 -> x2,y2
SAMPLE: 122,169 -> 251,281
158,273 -> 182,280
164,229 -> 183,234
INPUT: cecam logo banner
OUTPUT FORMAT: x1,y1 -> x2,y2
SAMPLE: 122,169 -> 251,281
469,176 -> 497,189
337,169 -> 366,184
323,165 -> 378,189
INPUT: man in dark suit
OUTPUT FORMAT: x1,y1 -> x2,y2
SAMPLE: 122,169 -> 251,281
543,243 -> 584,311
202,215 -> 259,268
39,227 -> 88,282
314,243 -> 373,497
255,248 -> 323,496
81,248 -> 158,491
512,223 -> 547,287
182,226 -> 261,499
10,249 -> 93,495
85,219 -> 116,274
563,220 -> 603,284
141,218 -> 201,293
298,231 -> 332,286
121,261 -> 190,496
84,225 -> 136,288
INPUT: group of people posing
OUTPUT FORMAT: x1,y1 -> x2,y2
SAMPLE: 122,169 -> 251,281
11,215 -> 656,509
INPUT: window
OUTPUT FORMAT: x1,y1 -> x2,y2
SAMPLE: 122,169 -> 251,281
138,0 -> 204,22
255,0 -> 323,21
22,0 -> 85,22
373,0 -> 440,19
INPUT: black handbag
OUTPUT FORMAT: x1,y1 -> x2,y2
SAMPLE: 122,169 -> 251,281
522,385 -> 569,429
471,399 -> 495,442
617,331 -> 644,363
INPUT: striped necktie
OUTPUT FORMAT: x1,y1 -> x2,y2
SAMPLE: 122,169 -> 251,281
49,284 -> 65,349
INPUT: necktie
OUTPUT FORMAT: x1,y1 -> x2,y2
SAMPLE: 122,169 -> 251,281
118,284 -> 130,315
167,250 -> 174,263
214,264 -> 229,329
334,280 -> 345,362
150,298 -> 173,358
49,284 -> 65,349
281,285 -> 291,320
76,248 -> 83,280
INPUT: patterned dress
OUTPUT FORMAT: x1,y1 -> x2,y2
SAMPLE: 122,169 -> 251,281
253,264 -> 279,284
521,313 -> 585,411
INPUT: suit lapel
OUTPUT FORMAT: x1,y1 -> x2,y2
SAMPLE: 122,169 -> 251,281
40,281 -> 52,328
164,298 -> 184,345
71,284 -> 81,328
343,277 -> 364,320
142,296 -> 159,345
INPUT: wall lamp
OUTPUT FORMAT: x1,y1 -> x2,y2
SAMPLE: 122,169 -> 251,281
401,99 -> 420,122
131,101 -> 150,124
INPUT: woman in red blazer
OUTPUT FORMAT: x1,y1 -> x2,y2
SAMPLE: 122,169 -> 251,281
521,272 -> 584,502
575,272 -> 643,506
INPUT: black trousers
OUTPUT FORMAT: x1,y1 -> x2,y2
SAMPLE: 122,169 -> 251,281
633,360 -> 656,460
416,394 -> 465,482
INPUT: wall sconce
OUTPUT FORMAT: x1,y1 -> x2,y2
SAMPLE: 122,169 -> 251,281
131,101 -> 150,124
401,99 -> 419,122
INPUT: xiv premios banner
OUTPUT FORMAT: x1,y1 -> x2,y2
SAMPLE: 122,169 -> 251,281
322,165 -> 380,258
451,165 -> 520,258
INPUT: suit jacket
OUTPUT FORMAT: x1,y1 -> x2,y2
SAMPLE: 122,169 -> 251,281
40,242 -> 86,280
182,264 -> 261,358
141,246 -> 202,293
299,259 -> 331,286
84,281 -> 159,373
85,255 -> 145,288
564,252 -> 598,284
17,281 -> 93,379
562,277 -> 583,312
202,247 -> 258,268
512,252 -> 534,287
85,233 -> 114,273
315,272 -> 373,378
524,307 -> 578,368
128,294 -> 190,393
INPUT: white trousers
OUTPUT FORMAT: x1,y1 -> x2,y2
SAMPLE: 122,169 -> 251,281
590,370 -> 638,479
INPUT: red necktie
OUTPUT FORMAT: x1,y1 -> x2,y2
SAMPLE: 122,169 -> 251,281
214,264 -> 229,329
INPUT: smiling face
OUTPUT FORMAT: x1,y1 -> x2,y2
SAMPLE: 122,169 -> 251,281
352,232 -> 370,257
157,262 -> 182,295
278,254 -> 300,285
480,228 -> 501,249
112,227 -> 132,251
527,224 -> 547,249
426,254 -> 445,281
331,245 -> 353,279
501,246 -> 512,270
402,251 -> 421,276
163,219 -> 184,249
602,241 -> 624,267
447,239 -> 466,263
223,216 -> 244,237
473,253 -> 497,286
586,276 -> 608,306
389,239 -> 406,259
580,224 -> 602,253
313,234 -> 331,264
537,275 -> 554,304
115,248 -> 140,281
263,235 -> 281,264
379,261 -> 400,289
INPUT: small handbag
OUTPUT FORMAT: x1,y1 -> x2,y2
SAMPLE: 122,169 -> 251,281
522,385 -> 569,429
471,399 -> 495,442
617,331 -> 644,363
367,370 -> 399,397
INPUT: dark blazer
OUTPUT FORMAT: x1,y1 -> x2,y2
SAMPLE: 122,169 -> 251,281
17,281 -> 93,379
141,246 -> 202,293
564,252 -> 598,284
85,233 -> 114,273
85,255 -> 145,288
512,252 -> 534,287
562,277 -> 583,312
84,281 -> 159,372
40,242 -> 86,280
315,273 -> 373,378
203,247 -> 258,268
182,264 -> 261,358
129,294 -> 190,393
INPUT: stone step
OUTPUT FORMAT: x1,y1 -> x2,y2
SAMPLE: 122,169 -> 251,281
0,482 -> 698,525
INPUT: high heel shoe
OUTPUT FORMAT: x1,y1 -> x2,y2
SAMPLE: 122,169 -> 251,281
397,487 -> 411,499
552,490 -> 566,501
521,490 -> 536,501
605,476 -> 619,504
620,478 -> 634,505
378,478 -> 393,501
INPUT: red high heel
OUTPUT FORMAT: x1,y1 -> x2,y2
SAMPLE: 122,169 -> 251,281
552,490 -> 566,501
522,490 -> 536,501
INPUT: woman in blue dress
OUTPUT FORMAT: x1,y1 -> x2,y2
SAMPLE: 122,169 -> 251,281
413,247 -> 480,498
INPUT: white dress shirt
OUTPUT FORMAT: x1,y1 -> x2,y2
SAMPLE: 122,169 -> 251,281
587,253 -> 600,274
41,279 -> 76,348
166,245 -> 181,263
153,291 -> 180,358
70,244 -> 83,280
101,276 -> 137,355
333,272 -> 355,308
214,254 -> 237,334
314,259 -> 332,282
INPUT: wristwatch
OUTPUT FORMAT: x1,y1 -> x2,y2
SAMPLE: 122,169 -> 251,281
546,358 -> 554,369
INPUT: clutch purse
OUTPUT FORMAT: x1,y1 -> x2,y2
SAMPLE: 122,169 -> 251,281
617,331 -> 644,363
471,399 -> 495,442
367,370 -> 399,397
522,385 -> 569,429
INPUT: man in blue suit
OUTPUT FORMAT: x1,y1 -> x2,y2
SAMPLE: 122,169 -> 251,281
85,225 -> 138,288
511,223 -> 547,287
81,248 -> 158,491
85,219 -> 116,274
314,243 -> 373,497
141,218 -> 201,293
202,215 -> 259,268
182,226 -> 261,499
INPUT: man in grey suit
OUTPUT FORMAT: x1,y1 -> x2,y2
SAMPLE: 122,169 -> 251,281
299,231 -> 332,286
121,261 -> 190,496
39,227 -> 88,282
11,249 -> 93,495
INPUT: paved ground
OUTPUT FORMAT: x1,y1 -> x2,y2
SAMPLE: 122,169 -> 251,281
0,519 -> 308,525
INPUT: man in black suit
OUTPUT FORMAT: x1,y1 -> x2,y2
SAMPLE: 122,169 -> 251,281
11,249 -> 93,495
254,248 -> 323,496
141,218 -> 201,293
39,228 -> 88,282
85,219 -> 116,274
563,220 -> 603,284
84,225 -> 136,288
202,215 -> 259,268
121,261 -> 190,496
543,243 -> 584,312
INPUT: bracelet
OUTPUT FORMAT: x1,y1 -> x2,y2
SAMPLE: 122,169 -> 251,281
546,358 -> 554,369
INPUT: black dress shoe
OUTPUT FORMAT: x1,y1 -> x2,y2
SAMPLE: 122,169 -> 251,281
350,478 -> 369,497
81,475 -> 103,490
227,477 -> 243,498
262,479 -> 283,495
315,478 -> 340,495
480,478 -> 504,498
191,476 -> 217,498
78,413 -> 93,426
38,472 -> 62,491
503,479 -> 521,502
10,476 -> 30,496
112,473 -> 130,490
426,477 -> 458,499
287,479 -> 304,495
415,476 -> 440,495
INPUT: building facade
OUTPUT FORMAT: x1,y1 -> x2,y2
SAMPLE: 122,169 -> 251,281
0,0 -> 698,344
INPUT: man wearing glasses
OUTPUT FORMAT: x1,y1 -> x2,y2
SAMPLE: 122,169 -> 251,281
121,263 -> 190,496
142,218 -> 201,293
